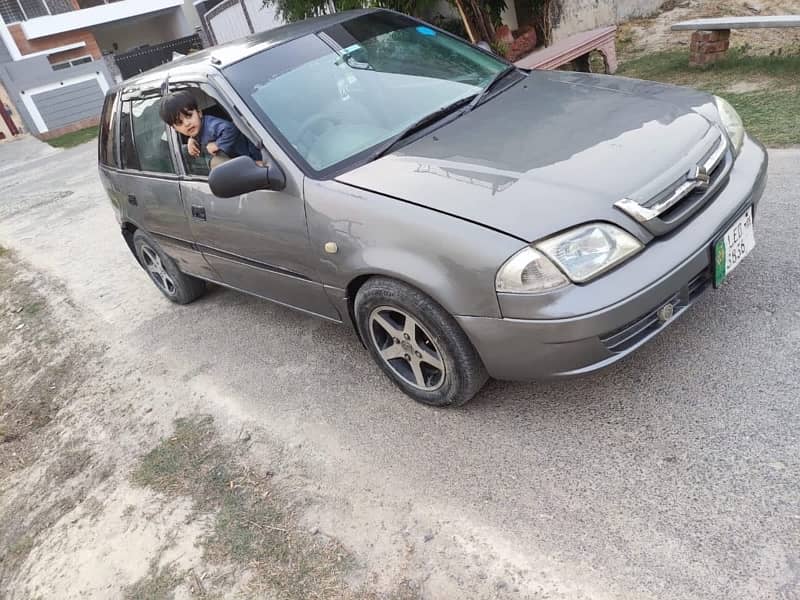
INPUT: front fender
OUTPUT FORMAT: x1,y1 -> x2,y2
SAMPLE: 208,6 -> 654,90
304,179 -> 525,319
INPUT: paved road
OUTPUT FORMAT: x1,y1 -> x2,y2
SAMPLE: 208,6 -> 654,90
1,137 -> 798,599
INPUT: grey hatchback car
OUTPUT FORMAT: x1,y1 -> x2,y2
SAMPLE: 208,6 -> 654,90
98,9 -> 767,407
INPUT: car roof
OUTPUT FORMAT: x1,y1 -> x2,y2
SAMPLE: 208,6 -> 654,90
116,8 -> 380,91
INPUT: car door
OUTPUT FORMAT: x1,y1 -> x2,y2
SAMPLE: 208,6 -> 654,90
116,88 -> 213,280
171,81 -> 340,321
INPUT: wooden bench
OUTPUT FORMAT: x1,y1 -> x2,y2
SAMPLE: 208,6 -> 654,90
514,25 -> 618,74
671,15 -> 800,65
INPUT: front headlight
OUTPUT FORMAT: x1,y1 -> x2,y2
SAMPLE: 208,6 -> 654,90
536,223 -> 643,283
714,95 -> 744,155
495,246 -> 569,293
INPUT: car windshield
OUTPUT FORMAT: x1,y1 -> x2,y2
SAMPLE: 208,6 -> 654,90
224,11 -> 509,174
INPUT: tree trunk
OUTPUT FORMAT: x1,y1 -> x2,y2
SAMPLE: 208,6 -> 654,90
453,0 -> 478,43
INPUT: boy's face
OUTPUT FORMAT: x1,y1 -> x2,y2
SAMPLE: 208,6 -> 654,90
172,108 -> 202,138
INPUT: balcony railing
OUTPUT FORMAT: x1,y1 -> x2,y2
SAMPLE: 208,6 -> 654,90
1,1 -> 75,23
17,0 -> 184,39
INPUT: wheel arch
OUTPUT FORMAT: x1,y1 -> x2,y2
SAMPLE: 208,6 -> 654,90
121,220 -> 142,266
344,265 -> 473,346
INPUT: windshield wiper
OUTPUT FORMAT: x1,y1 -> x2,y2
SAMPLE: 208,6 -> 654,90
369,95 -> 476,161
464,64 -> 518,113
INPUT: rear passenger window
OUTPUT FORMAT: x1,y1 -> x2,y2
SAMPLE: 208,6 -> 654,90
119,101 -> 140,171
130,97 -> 175,174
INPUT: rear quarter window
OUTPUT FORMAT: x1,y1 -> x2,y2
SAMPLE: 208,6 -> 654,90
98,92 -> 119,168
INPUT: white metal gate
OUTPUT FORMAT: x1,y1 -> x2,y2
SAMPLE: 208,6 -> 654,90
244,0 -> 283,32
206,0 -> 285,45
207,0 -> 252,45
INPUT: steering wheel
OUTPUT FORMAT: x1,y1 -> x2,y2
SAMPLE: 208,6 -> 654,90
295,114 -> 340,155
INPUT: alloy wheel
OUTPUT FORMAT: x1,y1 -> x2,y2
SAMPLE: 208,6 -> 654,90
368,306 -> 446,391
140,244 -> 177,297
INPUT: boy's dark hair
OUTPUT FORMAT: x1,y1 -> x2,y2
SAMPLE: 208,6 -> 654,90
159,91 -> 199,126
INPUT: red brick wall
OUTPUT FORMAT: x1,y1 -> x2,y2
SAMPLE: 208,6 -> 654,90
8,24 -> 102,65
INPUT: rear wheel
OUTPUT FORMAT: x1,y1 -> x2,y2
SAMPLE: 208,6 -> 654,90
133,230 -> 205,304
354,277 -> 488,407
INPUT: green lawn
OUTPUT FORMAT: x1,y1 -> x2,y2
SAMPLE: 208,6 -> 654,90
617,49 -> 800,147
46,126 -> 98,149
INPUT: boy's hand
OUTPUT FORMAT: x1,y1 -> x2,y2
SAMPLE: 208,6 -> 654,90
187,138 -> 201,157
206,141 -> 220,155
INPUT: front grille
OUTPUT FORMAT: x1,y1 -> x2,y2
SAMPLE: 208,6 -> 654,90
600,269 -> 711,353
615,131 -> 732,236
657,140 -> 729,224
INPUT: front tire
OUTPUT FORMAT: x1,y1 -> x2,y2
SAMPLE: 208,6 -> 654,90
133,230 -> 205,305
354,277 -> 488,407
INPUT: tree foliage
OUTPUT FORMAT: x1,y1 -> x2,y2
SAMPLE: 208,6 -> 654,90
261,0 -> 507,42
261,0 -> 434,23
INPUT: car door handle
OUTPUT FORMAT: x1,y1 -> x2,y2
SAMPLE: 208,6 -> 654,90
191,205 -> 206,220
127,194 -> 138,206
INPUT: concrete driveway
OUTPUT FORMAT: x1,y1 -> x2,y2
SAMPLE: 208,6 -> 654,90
0,136 -> 798,599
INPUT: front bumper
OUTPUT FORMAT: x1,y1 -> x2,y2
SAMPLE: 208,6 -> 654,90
457,135 -> 768,381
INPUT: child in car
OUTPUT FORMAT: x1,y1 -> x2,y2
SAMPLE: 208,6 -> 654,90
159,90 -> 262,168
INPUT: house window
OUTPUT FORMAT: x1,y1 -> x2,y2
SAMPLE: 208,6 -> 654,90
0,1 -> 26,23
45,0 -> 73,14
0,0 -> 73,22
19,0 -> 48,18
0,0 -> 49,22
51,55 -> 94,71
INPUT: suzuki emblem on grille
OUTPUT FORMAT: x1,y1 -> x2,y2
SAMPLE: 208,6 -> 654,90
688,165 -> 711,189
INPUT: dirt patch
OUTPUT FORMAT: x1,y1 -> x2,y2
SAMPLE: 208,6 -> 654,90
0,250 -> 426,599
0,250 -> 115,592
128,415 -> 420,599
0,249 -> 82,473
724,79 -> 766,92
618,0 -> 800,60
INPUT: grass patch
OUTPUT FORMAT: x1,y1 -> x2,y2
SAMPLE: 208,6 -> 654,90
132,416 -> 360,599
722,89 -> 800,147
618,49 -> 800,87
124,562 -> 183,600
46,126 -> 98,149
23,302 -> 44,317
6,536 -> 34,564
617,49 -> 800,146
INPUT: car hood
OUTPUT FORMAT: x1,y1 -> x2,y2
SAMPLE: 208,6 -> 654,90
335,70 -> 722,242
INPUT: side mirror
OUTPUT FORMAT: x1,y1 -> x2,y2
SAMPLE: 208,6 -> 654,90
476,41 -> 493,53
208,156 -> 286,198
